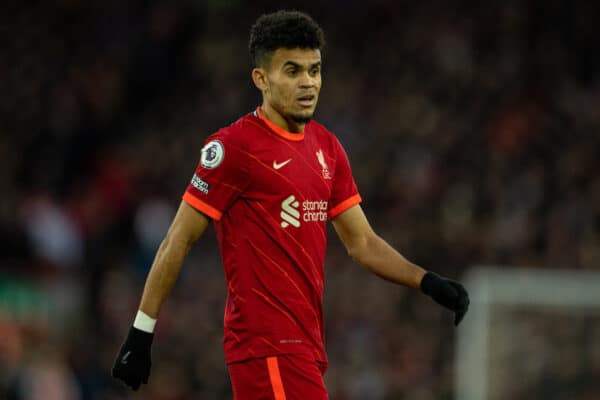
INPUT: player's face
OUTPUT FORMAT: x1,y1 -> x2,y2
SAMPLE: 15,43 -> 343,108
262,48 -> 322,125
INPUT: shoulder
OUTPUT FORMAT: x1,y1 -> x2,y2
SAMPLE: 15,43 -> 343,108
198,114 -> 256,171
306,119 -> 332,136
208,111 -> 258,147
198,112 -> 257,165
307,120 -> 346,152
213,112 -> 260,147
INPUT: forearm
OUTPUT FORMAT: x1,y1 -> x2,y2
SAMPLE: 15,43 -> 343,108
138,235 -> 193,318
350,234 -> 426,289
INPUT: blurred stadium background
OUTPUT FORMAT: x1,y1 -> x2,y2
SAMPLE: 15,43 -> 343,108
1,1 -> 599,399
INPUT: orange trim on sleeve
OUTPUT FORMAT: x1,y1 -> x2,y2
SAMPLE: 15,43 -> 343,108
266,357 -> 287,400
329,194 -> 362,219
257,107 -> 304,141
182,192 -> 223,221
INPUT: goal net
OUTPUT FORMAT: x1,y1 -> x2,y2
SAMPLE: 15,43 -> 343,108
455,267 -> 600,400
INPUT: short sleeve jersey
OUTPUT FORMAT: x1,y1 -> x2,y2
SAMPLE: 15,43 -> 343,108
183,107 -> 361,365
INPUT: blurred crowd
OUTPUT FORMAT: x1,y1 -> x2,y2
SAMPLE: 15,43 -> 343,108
1,0 -> 599,399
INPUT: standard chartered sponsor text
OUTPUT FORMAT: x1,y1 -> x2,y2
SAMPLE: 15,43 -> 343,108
280,196 -> 328,228
302,200 -> 328,222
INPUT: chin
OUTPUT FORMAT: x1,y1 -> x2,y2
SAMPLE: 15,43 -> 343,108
292,115 -> 313,124
291,110 -> 315,124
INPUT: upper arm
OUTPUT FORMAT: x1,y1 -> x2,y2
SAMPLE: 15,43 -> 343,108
166,200 -> 211,245
331,204 -> 376,256
182,131 -> 250,221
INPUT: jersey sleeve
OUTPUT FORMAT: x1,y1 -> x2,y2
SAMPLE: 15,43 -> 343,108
328,137 -> 361,219
182,129 -> 249,220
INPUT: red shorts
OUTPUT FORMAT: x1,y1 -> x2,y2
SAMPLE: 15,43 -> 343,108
228,355 -> 328,400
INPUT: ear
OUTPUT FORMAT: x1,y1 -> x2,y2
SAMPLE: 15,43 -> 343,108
252,67 -> 269,93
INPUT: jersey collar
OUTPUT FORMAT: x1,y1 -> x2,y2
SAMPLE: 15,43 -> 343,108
256,107 -> 305,141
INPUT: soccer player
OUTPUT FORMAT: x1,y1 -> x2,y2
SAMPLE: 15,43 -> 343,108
112,10 -> 469,399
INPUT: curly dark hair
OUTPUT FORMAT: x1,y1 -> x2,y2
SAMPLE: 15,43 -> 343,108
249,10 -> 325,68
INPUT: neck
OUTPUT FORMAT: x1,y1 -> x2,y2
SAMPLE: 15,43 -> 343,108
261,103 -> 305,133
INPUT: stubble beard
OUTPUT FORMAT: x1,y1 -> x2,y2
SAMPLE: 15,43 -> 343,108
290,105 -> 317,124
292,114 -> 313,124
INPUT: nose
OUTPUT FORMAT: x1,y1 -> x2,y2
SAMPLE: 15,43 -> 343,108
299,71 -> 317,88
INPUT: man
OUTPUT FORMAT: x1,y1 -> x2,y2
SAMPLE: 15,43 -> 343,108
112,10 -> 469,399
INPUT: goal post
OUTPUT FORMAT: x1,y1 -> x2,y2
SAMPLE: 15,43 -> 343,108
455,267 -> 600,400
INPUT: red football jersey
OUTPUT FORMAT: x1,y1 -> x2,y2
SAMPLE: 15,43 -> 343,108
183,107 -> 361,365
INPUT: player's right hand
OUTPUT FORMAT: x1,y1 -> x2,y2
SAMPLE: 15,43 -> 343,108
112,327 -> 154,391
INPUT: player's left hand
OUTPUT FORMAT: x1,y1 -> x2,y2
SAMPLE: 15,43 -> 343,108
420,272 -> 470,326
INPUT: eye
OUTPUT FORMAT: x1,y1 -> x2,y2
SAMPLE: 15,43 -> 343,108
310,67 -> 320,76
286,69 -> 297,77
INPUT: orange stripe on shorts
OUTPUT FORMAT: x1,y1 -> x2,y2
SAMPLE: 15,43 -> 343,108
266,356 -> 287,400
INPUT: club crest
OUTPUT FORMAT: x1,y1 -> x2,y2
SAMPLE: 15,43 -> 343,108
316,149 -> 331,179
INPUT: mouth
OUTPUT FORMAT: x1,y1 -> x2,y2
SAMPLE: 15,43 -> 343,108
297,94 -> 316,107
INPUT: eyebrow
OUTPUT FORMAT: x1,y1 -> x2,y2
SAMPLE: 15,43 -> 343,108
282,61 -> 321,69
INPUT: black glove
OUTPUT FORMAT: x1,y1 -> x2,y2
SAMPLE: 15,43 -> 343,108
112,327 -> 154,390
420,272 -> 470,326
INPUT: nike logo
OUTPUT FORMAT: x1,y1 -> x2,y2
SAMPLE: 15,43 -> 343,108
273,159 -> 292,170
121,351 -> 131,364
